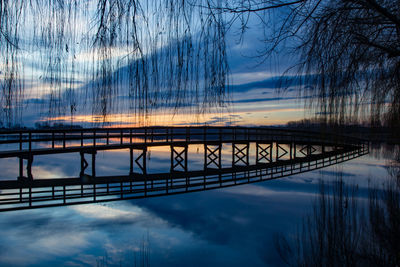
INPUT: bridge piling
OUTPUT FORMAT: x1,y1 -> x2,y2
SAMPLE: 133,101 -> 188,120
79,150 -> 97,181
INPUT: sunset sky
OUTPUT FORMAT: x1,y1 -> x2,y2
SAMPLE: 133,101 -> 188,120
1,1 -> 312,128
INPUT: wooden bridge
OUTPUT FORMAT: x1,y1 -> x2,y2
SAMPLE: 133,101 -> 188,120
0,126 -> 369,211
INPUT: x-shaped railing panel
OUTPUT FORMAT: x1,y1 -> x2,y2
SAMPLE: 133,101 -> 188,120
256,143 -> 272,163
205,145 -> 221,168
171,146 -> 187,172
233,144 -> 249,166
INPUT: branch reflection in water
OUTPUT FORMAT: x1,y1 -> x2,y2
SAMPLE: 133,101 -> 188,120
275,152 -> 400,267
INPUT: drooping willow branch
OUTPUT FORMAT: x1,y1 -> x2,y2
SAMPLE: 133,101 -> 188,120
0,0 -> 230,126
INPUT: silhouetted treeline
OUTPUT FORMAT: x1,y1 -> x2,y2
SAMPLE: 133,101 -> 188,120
285,118 -> 400,143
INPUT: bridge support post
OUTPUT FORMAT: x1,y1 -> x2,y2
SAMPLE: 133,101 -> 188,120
293,143 -> 297,159
129,147 -> 147,175
232,143 -> 249,167
18,154 -> 33,181
79,150 -> 96,178
129,147 -> 147,195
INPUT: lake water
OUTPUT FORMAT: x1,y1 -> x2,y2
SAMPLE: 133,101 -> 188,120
0,143 -> 395,266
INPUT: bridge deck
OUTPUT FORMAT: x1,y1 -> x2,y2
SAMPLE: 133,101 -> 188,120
0,140 -> 355,158
0,126 -> 369,211
0,148 -> 354,189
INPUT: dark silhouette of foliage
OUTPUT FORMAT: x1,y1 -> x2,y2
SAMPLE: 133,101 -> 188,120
204,0 -> 400,127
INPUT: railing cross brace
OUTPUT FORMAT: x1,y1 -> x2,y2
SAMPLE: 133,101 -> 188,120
276,143 -> 288,161
299,144 -> 317,157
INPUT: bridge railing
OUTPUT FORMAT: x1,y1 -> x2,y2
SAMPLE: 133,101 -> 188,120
0,126 -> 367,155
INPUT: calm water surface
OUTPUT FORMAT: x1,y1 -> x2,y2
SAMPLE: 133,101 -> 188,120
0,144 -> 395,266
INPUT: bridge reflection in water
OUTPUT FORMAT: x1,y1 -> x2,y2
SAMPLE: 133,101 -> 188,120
0,127 -> 368,211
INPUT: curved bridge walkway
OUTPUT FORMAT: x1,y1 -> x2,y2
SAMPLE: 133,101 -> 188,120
0,127 -> 369,211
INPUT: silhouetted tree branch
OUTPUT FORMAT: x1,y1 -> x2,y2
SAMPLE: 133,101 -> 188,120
1,0 -> 399,128
205,0 -> 400,127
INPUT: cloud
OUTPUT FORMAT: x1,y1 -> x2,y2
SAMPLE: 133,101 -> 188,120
231,95 -> 312,104
72,204 -> 143,220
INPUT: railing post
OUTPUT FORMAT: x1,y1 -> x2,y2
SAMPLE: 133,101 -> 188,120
293,142 -> 296,159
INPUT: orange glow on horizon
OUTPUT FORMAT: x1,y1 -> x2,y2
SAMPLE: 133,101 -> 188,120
42,106 -> 306,127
